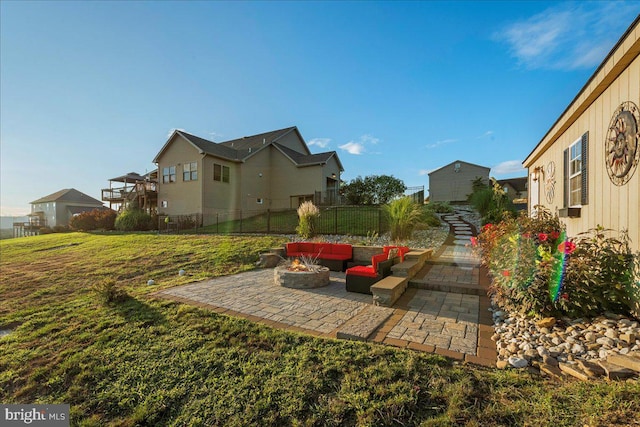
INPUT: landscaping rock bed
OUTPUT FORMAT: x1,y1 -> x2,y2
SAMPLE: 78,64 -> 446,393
491,308 -> 640,379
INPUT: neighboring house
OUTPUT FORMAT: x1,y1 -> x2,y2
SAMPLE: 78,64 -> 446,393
102,171 -> 158,214
523,16 -> 639,314
29,188 -> 106,229
496,177 -> 528,202
153,126 -> 344,225
428,160 -> 490,203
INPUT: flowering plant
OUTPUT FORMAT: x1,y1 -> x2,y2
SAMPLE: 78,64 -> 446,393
474,208 -> 638,318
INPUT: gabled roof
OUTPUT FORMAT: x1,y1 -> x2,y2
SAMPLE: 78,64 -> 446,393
273,143 -> 344,171
153,126 -> 304,163
497,177 -> 528,192
428,160 -> 491,176
30,188 -> 104,206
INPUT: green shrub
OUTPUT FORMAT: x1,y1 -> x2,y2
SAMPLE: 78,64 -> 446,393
115,209 -> 154,231
52,225 -> 69,233
420,206 -> 443,227
70,208 -> 117,231
384,197 -> 422,241
426,201 -> 454,214
93,279 -> 128,304
296,201 -> 320,239
475,208 -> 638,318
468,178 -> 515,225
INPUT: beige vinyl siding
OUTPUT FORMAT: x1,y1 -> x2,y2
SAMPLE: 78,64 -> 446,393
524,27 -> 639,253
156,134 -> 204,216
429,161 -> 490,202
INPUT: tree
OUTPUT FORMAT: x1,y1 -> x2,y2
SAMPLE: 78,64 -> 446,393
342,175 -> 406,205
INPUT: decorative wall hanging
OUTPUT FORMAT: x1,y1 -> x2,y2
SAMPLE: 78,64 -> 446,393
606,101 -> 639,186
545,161 -> 556,203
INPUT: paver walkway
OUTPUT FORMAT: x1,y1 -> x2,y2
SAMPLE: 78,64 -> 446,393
156,209 -> 497,367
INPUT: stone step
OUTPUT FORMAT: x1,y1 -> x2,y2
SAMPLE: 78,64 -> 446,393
336,305 -> 394,341
391,259 -> 423,279
371,276 -> 408,307
405,249 -> 432,265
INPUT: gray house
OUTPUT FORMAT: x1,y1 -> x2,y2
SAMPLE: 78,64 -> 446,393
29,188 -> 106,229
428,160 -> 490,203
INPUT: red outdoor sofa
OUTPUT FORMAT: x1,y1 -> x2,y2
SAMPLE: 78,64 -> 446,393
285,242 -> 353,271
344,245 -> 410,294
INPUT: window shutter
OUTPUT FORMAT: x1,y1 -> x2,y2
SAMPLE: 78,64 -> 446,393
581,131 -> 588,205
563,148 -> 569,208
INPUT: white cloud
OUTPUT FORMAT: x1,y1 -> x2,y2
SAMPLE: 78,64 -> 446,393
426,138 -> 457,149
495,2 -> 640,70
492,160 -> 526,175
167,128 -> 185,138
360,134 -> 380,145
338,134 -> 381,155
308,138 -> 331,148
339,142 -> 366,155
418,169 -> 433,176
478,131 -> 494,138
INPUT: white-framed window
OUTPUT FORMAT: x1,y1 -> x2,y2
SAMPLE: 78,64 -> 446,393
161,200 -> 168,208
183,161 -> 197,181
213,163 -> 230,183
256,198 -> 264,204
569,139 -> 582,207
162,166 -> 176,183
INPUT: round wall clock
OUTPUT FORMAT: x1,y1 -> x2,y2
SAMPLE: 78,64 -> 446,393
605,101 -> 640,186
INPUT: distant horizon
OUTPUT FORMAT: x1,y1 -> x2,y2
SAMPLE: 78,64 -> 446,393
2,1 -> 639,216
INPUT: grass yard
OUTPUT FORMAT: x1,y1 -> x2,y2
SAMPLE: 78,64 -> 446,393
1,233 -> 639,426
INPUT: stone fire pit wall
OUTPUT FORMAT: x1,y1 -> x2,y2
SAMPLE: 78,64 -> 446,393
274,266 -> 330,289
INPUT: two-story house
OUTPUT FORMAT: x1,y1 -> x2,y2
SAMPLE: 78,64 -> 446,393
153,126 -> 344,225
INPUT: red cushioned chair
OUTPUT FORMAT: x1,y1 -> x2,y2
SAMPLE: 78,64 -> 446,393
383,245 -> 410,262
345,253 -> 393,294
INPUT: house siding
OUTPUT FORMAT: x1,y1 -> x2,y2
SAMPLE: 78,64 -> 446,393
524,19 -> 639,316
429,161 -> 490,203
525,50 -> 639,253
157,134 -> 204,217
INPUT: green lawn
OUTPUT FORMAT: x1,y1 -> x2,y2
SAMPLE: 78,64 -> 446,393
1,233 -> 639,426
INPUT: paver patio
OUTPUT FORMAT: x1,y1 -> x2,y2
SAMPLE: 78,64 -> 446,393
156,209 -> 497,367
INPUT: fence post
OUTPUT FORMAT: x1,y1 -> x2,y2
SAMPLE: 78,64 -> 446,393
267,209 -> 271,234
378,209 -> 382,235
334,207 -> 338,235
240,210 -> 243,233
216,213 -> 219,234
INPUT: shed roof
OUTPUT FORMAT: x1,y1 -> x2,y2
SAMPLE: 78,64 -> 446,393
428,160 -> 491,176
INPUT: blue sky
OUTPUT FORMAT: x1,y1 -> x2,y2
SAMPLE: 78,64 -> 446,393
1,1 -> 639,216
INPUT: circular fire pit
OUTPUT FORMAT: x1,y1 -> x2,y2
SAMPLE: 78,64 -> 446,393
274,265 -> 330,289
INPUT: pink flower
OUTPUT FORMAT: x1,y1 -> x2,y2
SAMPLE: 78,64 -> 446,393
538,233 -> 548,242
470,236 -> 478,247
561,293 -> 569,301
522,232 -> 531,239
501,270 -> 511,277
550,231 -> 560,240
558,241 -> 576,254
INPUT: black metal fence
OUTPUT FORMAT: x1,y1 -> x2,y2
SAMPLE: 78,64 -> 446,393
158,206 -> 389,236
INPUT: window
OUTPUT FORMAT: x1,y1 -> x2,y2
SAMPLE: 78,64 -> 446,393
214,163 -> 230,183
569,140 -> 582,206
183,162 -> 197,181
161,200 -> 168,208
256,198 -> 263,204
563,132 -> 588,210
162,166 -> 176,183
